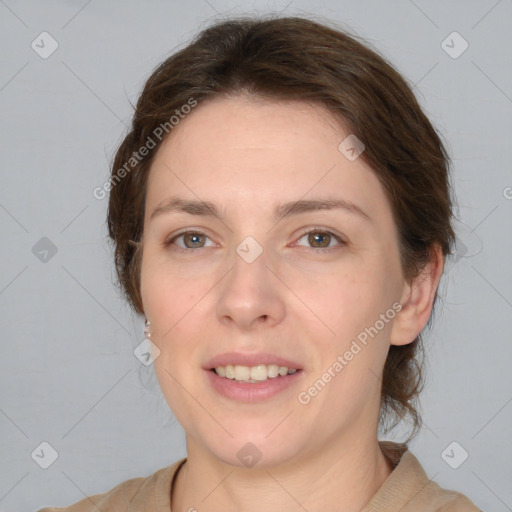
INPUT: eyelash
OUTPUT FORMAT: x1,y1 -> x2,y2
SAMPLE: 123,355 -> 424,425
164,228 -> 346,254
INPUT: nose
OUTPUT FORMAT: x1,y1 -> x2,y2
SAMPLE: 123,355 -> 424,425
215,246 -> 286,331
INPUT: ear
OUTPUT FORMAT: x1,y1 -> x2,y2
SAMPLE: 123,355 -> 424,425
390,244 -> 445,347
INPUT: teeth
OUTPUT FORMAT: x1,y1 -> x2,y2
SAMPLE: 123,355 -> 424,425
225,365 -> 235,379
214,364 -> 298,382
234,365 -> 250,381
250,365 -> 267,381
267,364 -> 279,378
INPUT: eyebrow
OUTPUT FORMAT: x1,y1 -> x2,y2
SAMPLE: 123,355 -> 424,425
149,196 -> 371,223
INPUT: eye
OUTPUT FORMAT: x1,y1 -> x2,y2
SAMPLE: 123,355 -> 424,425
165,230 -> 215,250
164,228 -> 345,253
294,228 -> 345,252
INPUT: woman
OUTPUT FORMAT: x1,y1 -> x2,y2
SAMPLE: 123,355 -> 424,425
39,15 -> 480,511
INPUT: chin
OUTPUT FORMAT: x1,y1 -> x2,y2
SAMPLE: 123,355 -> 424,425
201,428 -> 306,470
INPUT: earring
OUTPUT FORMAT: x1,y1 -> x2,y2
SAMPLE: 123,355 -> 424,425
144,318 -> 151,340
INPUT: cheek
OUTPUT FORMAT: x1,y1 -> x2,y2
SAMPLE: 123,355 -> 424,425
287,262 -> 387,340
285,259 -> 398,394
140,252 -> 206,325
144,269 -> 210,426
140,258 -> 204,399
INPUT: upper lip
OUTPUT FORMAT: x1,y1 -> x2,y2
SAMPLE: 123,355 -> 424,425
204,352 -> 303,370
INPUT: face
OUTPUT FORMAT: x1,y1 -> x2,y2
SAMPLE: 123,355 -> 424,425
140,95 -> 409,468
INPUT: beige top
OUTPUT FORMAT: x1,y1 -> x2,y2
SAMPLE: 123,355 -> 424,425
37,441 -> 480,511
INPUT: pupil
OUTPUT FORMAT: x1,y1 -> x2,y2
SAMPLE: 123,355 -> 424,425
186,233 -> 203,248
310,232 -> 329,248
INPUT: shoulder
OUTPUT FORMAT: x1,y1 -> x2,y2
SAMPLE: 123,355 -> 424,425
418,479 -> 482,511
35,459 -> 186,512
398,450 -> 480,511
366,442 -> 481,512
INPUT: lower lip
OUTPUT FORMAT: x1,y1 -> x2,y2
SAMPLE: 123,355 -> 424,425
205,369 -> 304,403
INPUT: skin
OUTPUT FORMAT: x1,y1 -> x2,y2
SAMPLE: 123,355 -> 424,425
139,94 -> 444,512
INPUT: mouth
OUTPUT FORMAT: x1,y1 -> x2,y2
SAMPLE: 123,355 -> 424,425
210,364 -> 301,383
203,352 -> 304,402
203,353 -> 304,402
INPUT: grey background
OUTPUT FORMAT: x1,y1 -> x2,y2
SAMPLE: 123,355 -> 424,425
0,0 -> 511,510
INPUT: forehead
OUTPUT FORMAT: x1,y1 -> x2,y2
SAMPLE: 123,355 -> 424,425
168,94 -> 346,153
145,95 -> 391,225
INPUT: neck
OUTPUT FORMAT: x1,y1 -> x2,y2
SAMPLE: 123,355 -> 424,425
171,432 -> 394,512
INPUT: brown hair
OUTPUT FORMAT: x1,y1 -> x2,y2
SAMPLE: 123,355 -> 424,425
106,14 -> 455,441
